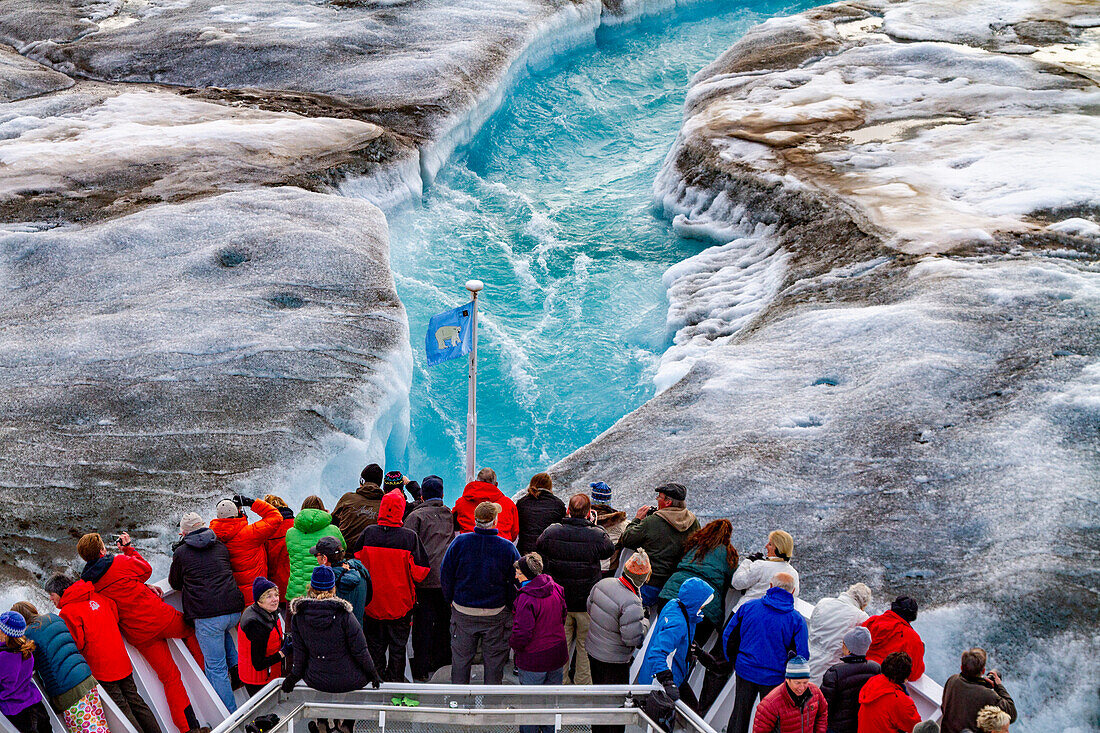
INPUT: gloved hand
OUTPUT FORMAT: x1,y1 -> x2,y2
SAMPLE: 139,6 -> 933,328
746,552 -> 765,562
654,670 -> 680,702
370,670 -> 383,689
234,494 -> 255,508
280,676 -> 296,694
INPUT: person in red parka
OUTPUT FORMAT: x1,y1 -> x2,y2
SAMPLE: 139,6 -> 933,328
452,467 -> 519,542
262,494 -> 295,603
48,575 -> 161,733
861,597 -> 925,682
752,656 -> 827,733
76,533 -> 204,733
352,490 -> 430,682
857,652 -> 921,733
209,495 -> 283,604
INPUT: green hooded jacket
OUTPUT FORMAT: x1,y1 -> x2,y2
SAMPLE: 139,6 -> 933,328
285,509 -> 345,600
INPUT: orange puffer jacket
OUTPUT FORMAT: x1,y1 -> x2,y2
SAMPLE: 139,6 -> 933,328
210,499 -> 282,604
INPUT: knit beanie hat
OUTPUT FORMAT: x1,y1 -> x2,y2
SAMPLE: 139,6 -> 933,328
361,463 -> 384,487
421,475 -> 444,501
891,595 -> 919,622
216,499 -> 240,519
383,471 -> 404,493
180,512 -> 205,535
310,565 -> 336,592
0,611 -> 26,638
843,626 -> 872,657
622,549 -> 652,589
590,481 -> 612,503
252,576 -> 278,603
785,655 -> 811,679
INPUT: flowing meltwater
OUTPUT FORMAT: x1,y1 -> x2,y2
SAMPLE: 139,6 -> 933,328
385,0 -> 816,496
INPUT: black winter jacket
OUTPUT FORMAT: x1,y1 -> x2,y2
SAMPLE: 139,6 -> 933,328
516,491 -> 567,555
168,528 -> 246,621
286,596 -> 378,693
820,654 -> 880,733
240,604 -> 283,674
404,499 -> 455,588
535,518 -> 614,612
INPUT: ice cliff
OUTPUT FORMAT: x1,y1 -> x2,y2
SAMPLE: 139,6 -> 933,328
554,0 -> 1099,647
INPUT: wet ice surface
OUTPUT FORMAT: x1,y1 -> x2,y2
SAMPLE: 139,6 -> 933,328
0,44 -> 72,102
0,187 -> 409,576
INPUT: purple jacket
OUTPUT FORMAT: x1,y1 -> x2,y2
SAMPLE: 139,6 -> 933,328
510,574 -> 568,673
0,649 -> 43,716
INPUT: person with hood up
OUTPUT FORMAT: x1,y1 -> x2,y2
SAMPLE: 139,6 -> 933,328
586,550 -> 651,733
10,601 -> 110,733
382,471 -> 422,517
0,611 -> 50,733
861,596 -> 925,682
751,656 -> 827,733
821,627 -> 879,733
209,495 -> 283,605
535,493 -> 614,685
77,532 -> 204,733
940,648 -> 1016,733
620,483 -> 700,607
731,530 -> 799,607
285,497 -> 345,601
588,482 -> 627,575
723,573 -> 809,733
452,467 -> 519,541
857,651 -> 921,733
48,574 -> 161,733
404,475 -> 455,682
332,464 -> 386,545
237,577 -> 285,697
441,501 -> 521,684
516,473 -> 565,555
283,566 -> 381,731
262,495 -> 295,603
352,490 -> 430,682
636,577 -> 714,708
168,513 -> 246,712
510,553 -> 568,733
808,583 -> 872,685
311,537 -> 371,622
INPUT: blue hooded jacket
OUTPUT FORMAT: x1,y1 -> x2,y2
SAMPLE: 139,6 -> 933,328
636,577 -> 714,686
722,586 -> 808,686
24,614 -> 92,698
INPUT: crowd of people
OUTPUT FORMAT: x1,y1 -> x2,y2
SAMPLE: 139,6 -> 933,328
0,466 -> 1018,733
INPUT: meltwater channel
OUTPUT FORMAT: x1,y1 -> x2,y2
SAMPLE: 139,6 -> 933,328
387,0 -> 815,496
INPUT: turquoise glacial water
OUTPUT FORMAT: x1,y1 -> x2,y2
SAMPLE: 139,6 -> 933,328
388,0 -> 816,499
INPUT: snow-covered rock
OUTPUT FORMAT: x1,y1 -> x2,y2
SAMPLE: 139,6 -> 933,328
0,85 -> 387,224
0,187 -> 410,578
0,43 -> 72,102
553,0 -> 1100,635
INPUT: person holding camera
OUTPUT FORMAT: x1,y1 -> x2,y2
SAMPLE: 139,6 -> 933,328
731,530 -> 799,607
620,483 -> 700,608
940,648 -> 1017,733
210,495 -> 283,604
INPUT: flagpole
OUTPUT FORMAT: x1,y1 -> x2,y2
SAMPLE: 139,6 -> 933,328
464,279 -> 484,484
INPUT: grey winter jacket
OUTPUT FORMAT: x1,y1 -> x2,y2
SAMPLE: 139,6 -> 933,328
404,499 -> 455,589
585,576 -> 648,664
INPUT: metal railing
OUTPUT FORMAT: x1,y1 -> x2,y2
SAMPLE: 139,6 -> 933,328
212,683 -> 718,733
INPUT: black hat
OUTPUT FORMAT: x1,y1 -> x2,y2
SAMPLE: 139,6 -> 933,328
891,595 -> 918,622
310,536 -> 343,560
655,483 -> 687,502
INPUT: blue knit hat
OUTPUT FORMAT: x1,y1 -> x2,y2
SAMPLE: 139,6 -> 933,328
0,611 -> 26,638
786,655 -> 810,679
310,565 -> 336,591
421,475 -> 444,501
590,481 -> 612,503
252,576 -> 278,603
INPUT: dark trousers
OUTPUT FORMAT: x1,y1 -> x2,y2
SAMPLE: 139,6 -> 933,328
244,683 -> 267,697
411,588 -> 451,681
728,678 -> 777,733
590,657 -> 632,733
8,702 -> 50,733
363,614 -> 412,682
101,674 -> 163,733
449,607 -> 512,685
